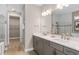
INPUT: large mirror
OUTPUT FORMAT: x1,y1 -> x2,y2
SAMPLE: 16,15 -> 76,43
40,4 -> 79,37
52,4 -> 79,37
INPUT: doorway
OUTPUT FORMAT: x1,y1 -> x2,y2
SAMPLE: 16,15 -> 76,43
9,15 -> 21,51
9,16 -> 20,40
5,13 -> 24,54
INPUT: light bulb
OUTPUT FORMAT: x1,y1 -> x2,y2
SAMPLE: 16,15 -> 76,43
42,12 -> 47,16
64,4 -> 69,7
11,8 -> 15,12
42,9 -> 52,16
56,4 -> 63,9
46,9 -> 52,14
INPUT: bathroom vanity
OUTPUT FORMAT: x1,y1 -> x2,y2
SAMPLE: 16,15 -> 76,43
33,33 -> 79,55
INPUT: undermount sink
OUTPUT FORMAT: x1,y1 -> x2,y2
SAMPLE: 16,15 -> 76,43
41,34 -> 77,42
50,35 -> 55,38
50,35 -> 61,38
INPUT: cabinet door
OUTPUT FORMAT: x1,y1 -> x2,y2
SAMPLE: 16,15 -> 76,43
33,36 -> 44,55
43,46 -> 55,55
37,37 -> 44,55
33,36 -> 38,51
43,40 -> 55,55
43,40 -> 50,55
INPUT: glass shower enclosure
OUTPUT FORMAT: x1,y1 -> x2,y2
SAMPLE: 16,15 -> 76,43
0,15 -> 5,42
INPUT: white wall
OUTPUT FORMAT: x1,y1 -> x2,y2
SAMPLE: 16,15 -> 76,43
40,15 -> 52,34
25,5 -> 41,51
40,5 -> 53,34
7,4 -> 24,14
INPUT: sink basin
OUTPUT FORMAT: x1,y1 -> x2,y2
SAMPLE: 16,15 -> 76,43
51,35 -> 55,38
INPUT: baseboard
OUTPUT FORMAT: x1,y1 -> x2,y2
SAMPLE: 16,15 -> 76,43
25,48 -> 34,52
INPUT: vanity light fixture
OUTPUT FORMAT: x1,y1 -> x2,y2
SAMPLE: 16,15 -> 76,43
46,9 -> 52,14
42,9 -> 52,16
42,11 -> 48,16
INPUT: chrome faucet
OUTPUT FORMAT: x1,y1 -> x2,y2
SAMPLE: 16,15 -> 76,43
61,33 -> 66,39
65,33 -> 71,40
61,33 -> 71,40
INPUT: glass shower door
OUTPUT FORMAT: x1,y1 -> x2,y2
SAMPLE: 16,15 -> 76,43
0,15 -> 5,42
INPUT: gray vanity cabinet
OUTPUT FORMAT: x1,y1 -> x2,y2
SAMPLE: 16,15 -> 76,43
33,36 -> 44,54
33,36 -> 54,55
33,35 -> 79,55
33,36 -> 64,55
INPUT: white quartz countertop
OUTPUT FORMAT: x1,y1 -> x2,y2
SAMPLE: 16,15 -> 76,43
33,33 -> 79,51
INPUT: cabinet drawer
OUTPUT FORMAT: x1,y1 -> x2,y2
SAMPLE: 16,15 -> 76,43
50,42 -> 63,52
64,47 -> 78,55
56,50 -> 65,55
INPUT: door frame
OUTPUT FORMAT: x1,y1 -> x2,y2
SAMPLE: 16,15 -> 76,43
7,12 -> 23,45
